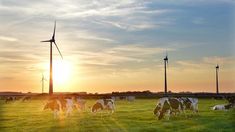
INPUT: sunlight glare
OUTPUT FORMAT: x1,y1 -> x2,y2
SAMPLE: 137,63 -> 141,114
53,60 -> 72,85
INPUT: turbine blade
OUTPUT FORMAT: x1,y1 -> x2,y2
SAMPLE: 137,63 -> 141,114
52,21 -> 56,39
41,40 -> 51,42
53,41 -> 63,59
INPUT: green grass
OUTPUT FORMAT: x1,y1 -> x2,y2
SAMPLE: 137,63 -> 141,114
0,99 -> 234,132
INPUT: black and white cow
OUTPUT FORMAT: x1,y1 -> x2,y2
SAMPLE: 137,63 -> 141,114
5,96 -> 15,103
44,99 -> 61,118
91,99 -> 115,113
178,97 -> 198,113
154,97 -> 183,120
212,96 -> 235,111
212,103 -> 233,110
44,98 -> 75,118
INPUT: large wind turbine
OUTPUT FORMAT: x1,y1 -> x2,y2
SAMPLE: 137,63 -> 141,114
41,21 -> 63,95
215,64 -> 219,95
163,52 -> 168,96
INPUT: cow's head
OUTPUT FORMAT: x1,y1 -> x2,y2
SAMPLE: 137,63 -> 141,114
44,100 -> 59,111
153,104 -> 161,116
91,102 -> 103,113
158,101 -> 170,120
44,102 -> 50,110
224,103 -> 233,109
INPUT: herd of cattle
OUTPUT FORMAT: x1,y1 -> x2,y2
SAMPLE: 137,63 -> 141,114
43,97 -> 115,118
2,96 -> 235,120
4,96 -> 31,103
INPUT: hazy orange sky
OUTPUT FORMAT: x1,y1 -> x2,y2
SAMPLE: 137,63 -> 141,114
0,0 -> 235,93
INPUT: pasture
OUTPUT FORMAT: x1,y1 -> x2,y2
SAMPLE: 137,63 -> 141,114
0,99 -> 234,132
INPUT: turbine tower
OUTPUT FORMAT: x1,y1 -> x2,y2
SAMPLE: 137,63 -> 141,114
41,73 -> 47,93
215,64 -> 219,95
41,21 -> 63,95
163,52 -> 168,96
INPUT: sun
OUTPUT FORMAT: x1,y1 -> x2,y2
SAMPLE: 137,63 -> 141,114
53,60 -> 72,85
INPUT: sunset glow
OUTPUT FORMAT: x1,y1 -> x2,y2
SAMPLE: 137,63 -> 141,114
0,0 -> 234,93
53,60 -> 72,85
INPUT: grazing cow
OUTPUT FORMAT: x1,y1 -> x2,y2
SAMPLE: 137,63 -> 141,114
44,98 -> 75,118
154,97 -> 183,120
91,99 -> 115,113
5,96 -> 14,103
178,97 -> 198,113
44,99 -> 61,118
212,103 -> 233,110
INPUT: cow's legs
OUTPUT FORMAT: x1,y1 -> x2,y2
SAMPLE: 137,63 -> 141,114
66,107 -> 72,117
54,110 -> 59,119
165,110 -> 171,120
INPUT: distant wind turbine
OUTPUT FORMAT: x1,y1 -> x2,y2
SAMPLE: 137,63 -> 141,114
163,52 -> 168,96
41,21 -> 63,95
215,64 -> 219,95
41,73 -> 47,94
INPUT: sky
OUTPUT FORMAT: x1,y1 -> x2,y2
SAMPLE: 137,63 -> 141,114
0,0 -> 235,93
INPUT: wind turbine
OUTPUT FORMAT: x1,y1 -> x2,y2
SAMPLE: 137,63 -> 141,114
215,64 -> 219,95
163,52 -> 168,96
41,21 -> 63,95
41,73 -> 47,94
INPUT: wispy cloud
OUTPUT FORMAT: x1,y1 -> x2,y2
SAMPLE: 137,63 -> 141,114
74,44 -> 175,68
0,36 -> 18,42
176,56 -> 235,71
76,34 -> 117,43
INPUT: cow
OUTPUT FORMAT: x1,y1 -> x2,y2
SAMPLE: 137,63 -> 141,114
178,97 -> 198,113
44,98 -> 75,118
154,97 -> 183,120
5,96 -> 14,103
44,99 -> 61,118
91,99 -> 115,113
212,103 -> 233,110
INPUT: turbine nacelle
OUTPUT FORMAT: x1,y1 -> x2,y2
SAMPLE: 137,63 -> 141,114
40,21 -> 63,59
164,55 -> 168,66
164,51 -> 168,65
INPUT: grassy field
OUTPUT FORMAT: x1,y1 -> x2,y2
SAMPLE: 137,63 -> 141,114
0,99 -> 234,132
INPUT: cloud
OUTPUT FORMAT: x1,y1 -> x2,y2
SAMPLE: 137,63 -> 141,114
76,34 -> 117,43
0,36 -> 18,42
107,44 -> 175,56
202,56 -> 235,65
73,44 -> 175,68
96,20 -> 161,31
176,56 -> 235,71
